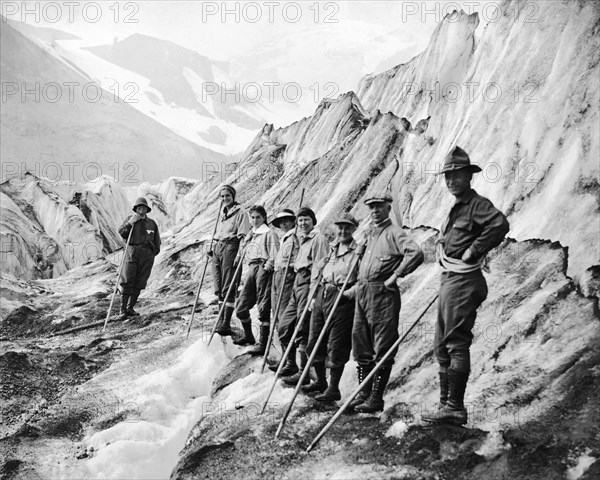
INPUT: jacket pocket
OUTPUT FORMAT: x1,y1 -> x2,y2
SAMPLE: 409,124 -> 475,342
452,218 -> 473,231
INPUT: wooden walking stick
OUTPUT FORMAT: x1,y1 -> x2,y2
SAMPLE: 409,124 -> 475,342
275,246 -> 363,437
260,188 -> 305,373
185,200 -> 223,339
206,231 -> 254,346
306,293 -> 439,452
102,225 -> 134,332
260,248 -> 334,414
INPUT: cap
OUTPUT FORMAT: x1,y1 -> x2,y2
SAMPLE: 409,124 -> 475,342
334,213 -> 359,228
364,193 -> 393,205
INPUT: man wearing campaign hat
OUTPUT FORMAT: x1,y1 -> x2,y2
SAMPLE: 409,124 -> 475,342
305,213 -> 361,400
422,146 -> 509,425
349,191 -> 424,413
279,207 -> 330,386
212,184 -> 251,336
118,197 -> 161,318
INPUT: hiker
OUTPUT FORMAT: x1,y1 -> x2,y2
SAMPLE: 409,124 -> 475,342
305,214 -> 361,400
422,146 -> 509,425
267,209 -> 299,373
211,185 -> 250,336
278,207 -> 329,386
233,205 -> 280,354
349,192 -> 424,413
118,197 -> 161,318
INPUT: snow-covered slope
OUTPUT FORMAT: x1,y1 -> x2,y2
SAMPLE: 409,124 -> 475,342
8,21 -> 300,156
56,33 -> 270,155
1,22 -> 229,184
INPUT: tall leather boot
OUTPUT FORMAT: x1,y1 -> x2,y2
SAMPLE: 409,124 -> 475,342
315,366 -> 344,402
127,291 -> 140,316
301,361 -> 327,393
249,325 -> 269,356
439,369 -> 449,407
120,293 -> 130,319
356,365 -> 392,413
273,343 -> 298,377
216,304 -> 235,336
347,364 -> 374,410
233,320 -> 256,346
422,369 -> 469,425
283,349 -> 310,386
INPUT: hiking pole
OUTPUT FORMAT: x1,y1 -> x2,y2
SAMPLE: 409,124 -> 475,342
102,224 -> 134,332
306,292 -> 439,452
207,231 -> 254,346
185,200 -> 223,339
260,248 -> 335,414
275,246 -> 363,438
260,188 -> 305,373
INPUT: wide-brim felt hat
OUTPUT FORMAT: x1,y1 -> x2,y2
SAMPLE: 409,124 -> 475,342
133,197 -> 151,212
272,209 -> 296,228
438,146 -> 482,174
334,214 -> 359,228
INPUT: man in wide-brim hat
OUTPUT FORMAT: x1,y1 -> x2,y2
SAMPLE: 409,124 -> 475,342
422,146 -> 509,426
118,197 -> 161,318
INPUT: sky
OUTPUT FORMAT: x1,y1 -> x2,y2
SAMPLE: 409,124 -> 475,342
1,0 -> 502,61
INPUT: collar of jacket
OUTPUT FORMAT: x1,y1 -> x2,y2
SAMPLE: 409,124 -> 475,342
223,203 -> 241,218
299,228 -> 319,243
331,239 -> 357,256
453,188 -> 477,206
372,217 -> 392,234
252,224 -> 270,235
282,229 -> 296,240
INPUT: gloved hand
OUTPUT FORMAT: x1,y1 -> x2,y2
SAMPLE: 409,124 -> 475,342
128,214 -> 140,226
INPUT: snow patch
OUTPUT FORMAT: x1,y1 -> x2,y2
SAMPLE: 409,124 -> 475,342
385,420 -> 409,439
475,430 -> 511,459
566,451 -> 597,480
